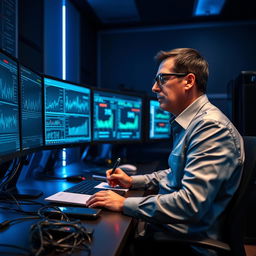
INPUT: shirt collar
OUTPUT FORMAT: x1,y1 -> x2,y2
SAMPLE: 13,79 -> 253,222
172,94 -> 209,130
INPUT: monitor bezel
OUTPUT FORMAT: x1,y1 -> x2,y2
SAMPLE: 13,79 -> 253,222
0,48 -> 22,165
19,62 -> 45,156
43,75 -> 92,150
145,96 -> 172,142
91,87 -> 145,144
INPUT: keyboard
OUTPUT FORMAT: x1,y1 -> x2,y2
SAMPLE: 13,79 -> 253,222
64,179 -> 126,196
45,179 -> 127,205
65,179 -> 102,195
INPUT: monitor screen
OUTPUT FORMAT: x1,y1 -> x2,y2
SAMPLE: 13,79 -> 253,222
44,77 -> 91,146
149,99 -> 171,140
93,89 -> 143,142
20,65 -> 43,151
0,51 -> 20,158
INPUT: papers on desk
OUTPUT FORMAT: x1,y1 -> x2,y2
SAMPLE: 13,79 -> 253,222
44,182 -> 128,206
45,192 -> 91,205
94,182 -> 129,192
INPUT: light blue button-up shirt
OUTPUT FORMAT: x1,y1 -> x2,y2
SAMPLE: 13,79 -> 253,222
124,94 -> 244,242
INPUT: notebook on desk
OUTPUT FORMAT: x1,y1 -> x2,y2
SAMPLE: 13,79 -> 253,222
45,179 -> 128,206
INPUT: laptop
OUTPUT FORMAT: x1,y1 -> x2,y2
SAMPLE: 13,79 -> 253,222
45,179 -> 128,206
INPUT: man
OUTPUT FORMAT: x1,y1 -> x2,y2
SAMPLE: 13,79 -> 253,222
86,48 -> 244,255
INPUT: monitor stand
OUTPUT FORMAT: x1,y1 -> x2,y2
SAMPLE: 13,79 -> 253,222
0,156 -> 43,199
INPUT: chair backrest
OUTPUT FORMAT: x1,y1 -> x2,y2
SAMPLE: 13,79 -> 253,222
224,136 -> 256,256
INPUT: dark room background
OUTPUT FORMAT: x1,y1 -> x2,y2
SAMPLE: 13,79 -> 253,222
98,21 -> 256,118
18,0 -> 256,120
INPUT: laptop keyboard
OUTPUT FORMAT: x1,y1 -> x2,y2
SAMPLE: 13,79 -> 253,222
64,179 -> 125,196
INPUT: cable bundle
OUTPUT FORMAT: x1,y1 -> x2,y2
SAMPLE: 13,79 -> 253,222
30,218 -> 92,256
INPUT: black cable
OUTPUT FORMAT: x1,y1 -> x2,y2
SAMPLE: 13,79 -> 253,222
30,219 -> 92,256
37,205 -> 70,221
0,205 -> 93,255
0,216 -> 40,231
0,158 -> 20,190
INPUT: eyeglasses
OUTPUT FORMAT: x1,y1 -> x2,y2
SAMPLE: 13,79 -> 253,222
154,72 -> 188,88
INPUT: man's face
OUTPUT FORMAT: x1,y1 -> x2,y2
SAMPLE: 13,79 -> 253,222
152,57 -> 188,116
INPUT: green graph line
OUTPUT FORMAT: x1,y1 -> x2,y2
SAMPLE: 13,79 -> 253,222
155,113 -> 169,119
96,114 -> 114,129
118,101 -> 133,107
118,115 -> 139,130
155,126 -> 169,132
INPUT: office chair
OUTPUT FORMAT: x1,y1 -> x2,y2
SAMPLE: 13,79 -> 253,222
153,136 -> 256,256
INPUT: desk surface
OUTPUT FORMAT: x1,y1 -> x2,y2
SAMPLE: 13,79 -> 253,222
0,178 -> 144,256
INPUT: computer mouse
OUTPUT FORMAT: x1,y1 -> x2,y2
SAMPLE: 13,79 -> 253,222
66,175 -> 86,182
119,164 -> 137,172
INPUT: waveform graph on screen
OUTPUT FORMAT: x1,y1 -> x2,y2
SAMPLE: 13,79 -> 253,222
65,90 -> 90,114
45,85 -> 64,113
116,98 -> 142,140
155,122 -> 169,133
0,102 -> 20,155
22,78 -> 42,112
66,115 -> 90,139
155,109 -> 169,120
20,66 -> 43,150
0,57 -> 18,104
44,77 -> 91,145
0,52 -> 20,156
46,129 -> 65,142
95,103 -> 114,129
0,74 -> 15,102
93,93 -> 117,141
0,103 -> 18,132
150,99 -> 170,139
118,110 -> 139,130
46,117 -> 64,128
45,115 -> 65,145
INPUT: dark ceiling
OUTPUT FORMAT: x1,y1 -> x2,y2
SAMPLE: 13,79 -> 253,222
73,0 -> 256,30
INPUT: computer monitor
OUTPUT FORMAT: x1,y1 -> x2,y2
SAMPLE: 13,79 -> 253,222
149,98 -> 171,140
44,76 -> 91,147
93,88 -> 143,143
0,50 -> 20,164
20,64 -> 43,152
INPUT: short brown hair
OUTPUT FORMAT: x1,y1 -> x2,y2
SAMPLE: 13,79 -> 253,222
155,48 -> 209,93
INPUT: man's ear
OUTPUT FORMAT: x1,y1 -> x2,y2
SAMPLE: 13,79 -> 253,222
184,73 -> 196,90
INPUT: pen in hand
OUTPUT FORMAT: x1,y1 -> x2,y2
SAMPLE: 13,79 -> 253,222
110,157 -> 121,175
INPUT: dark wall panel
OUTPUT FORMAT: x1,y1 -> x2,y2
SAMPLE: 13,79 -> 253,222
98,22 -> 256,96
18,0 -> 44,72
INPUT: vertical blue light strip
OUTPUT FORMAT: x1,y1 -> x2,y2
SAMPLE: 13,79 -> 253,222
62,0 -> 67,166
62,0 -> 66,80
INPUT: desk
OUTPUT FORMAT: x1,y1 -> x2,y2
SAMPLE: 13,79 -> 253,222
0,178 -> 144,256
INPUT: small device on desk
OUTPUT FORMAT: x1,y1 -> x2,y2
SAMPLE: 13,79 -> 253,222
66,175 -> 86,182
119,164 -> 137,174
58,206 -> 101,219
92,174 -> 106,181
44,206 -> 101,219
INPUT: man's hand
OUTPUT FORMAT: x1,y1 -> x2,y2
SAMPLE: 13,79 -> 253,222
86,190 -> 125,212
106,168 -> 133,188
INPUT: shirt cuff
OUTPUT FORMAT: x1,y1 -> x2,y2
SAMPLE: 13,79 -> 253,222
123,197 -> 142,217
131,175 -> 147,189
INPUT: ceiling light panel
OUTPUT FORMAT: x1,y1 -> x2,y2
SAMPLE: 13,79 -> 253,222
194,0 -> 226,16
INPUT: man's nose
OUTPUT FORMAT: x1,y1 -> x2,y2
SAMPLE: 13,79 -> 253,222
152,82 -> 160,93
